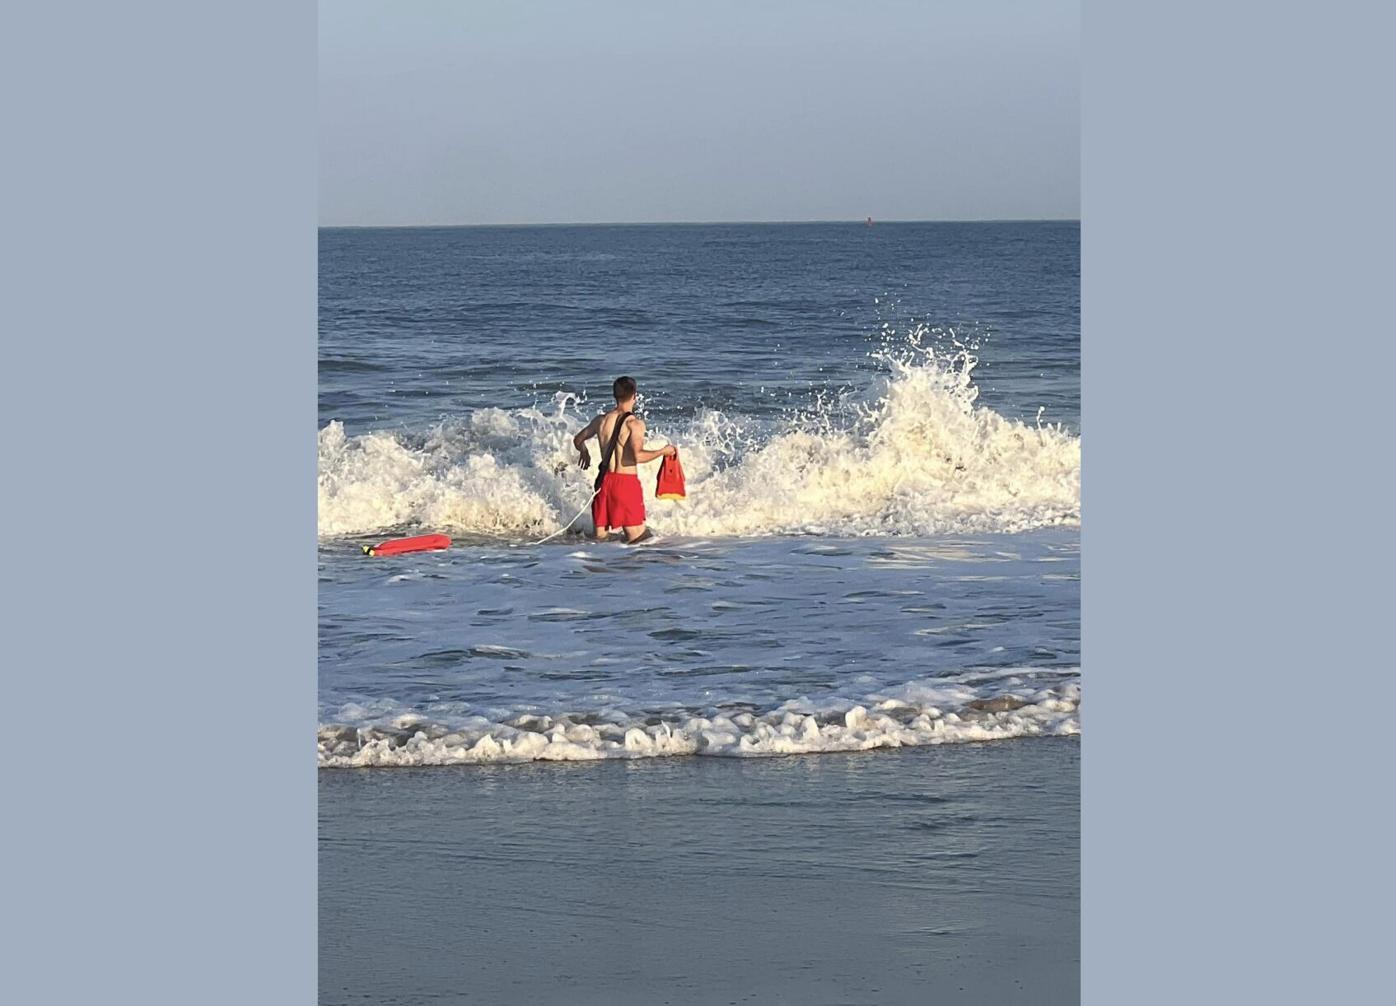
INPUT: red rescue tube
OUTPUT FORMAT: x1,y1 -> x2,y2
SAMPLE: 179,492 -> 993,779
362,533 -> 451,557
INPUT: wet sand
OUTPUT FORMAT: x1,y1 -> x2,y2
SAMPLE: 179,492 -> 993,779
320,738 -> 1078,1005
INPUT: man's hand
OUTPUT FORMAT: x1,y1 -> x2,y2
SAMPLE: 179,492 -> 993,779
573,415 -> 601,469
662,444 -> 678,458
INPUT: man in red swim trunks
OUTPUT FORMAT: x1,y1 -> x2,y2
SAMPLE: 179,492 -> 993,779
572,375 -> 677,543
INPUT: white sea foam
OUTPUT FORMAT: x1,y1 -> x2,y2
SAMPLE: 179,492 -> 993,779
318,673 -> 1080,768
318,337 -> 1079,539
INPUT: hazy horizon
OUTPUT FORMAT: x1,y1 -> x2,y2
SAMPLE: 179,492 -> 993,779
318,216 -> 1080,229
320,0 -> 1080,227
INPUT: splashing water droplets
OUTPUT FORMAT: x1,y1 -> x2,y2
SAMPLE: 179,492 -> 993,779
318,328 -> 1079,539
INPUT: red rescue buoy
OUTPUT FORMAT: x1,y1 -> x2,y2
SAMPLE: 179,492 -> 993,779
655,452 -> 686,500
362,533 -> 451,557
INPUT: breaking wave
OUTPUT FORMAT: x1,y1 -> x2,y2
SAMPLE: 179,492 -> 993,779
317,334 -> 1079,539
318,669 -> 1080,768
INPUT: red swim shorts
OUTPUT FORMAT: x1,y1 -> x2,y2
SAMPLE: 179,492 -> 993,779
593,472 -> 646,530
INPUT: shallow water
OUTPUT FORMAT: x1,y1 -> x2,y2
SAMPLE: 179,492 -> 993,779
319,530 -> 1078,766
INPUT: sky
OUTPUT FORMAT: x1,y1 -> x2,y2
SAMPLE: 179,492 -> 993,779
319,0 -> 1079,226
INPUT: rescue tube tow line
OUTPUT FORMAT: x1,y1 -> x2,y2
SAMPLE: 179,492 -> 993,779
528,489 -> 600,546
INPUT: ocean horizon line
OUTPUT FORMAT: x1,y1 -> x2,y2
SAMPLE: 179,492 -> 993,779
319,217 -> 1080,231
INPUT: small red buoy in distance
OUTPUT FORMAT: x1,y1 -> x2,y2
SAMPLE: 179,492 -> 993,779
362,533 -> 451,557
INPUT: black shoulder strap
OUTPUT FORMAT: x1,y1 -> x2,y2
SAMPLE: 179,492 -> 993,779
594,411 -> 632,491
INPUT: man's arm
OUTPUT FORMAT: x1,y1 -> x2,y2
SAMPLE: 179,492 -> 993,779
627,417 -> 678,464
573,415 -> 601,468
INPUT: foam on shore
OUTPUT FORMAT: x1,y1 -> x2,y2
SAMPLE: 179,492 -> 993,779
318,673 -> 1080,768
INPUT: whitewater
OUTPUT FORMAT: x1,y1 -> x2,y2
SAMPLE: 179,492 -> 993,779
319,668 -> 1079,768
318,339 -> 1080,542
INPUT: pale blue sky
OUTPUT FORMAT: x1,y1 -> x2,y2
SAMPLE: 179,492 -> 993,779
319,0 -> 1079,225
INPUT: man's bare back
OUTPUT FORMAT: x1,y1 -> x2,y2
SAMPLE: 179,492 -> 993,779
596,408 -> 642,473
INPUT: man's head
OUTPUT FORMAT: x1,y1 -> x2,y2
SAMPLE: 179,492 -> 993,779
613,375 -> 637,406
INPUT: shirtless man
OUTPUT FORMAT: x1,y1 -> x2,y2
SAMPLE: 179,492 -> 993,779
572,375 -> 677,543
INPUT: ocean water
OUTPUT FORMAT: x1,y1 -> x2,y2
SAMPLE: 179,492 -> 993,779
318,222 -> 1079,767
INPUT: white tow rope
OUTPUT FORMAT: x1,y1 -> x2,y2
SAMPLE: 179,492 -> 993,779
527,488 -> 600,546
530,414 -> 636,546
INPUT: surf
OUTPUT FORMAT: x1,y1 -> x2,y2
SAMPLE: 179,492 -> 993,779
317,330 -> 1080,540
318,669 -> 1081,768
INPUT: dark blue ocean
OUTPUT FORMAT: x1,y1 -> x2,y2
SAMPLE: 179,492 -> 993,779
317,222 -> 1079,766
320,222 -> 1078,432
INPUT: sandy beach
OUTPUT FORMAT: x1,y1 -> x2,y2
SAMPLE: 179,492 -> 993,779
320,737 -> 1078,1005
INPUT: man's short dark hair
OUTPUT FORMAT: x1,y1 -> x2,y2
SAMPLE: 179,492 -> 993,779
613,376 -> 637,401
